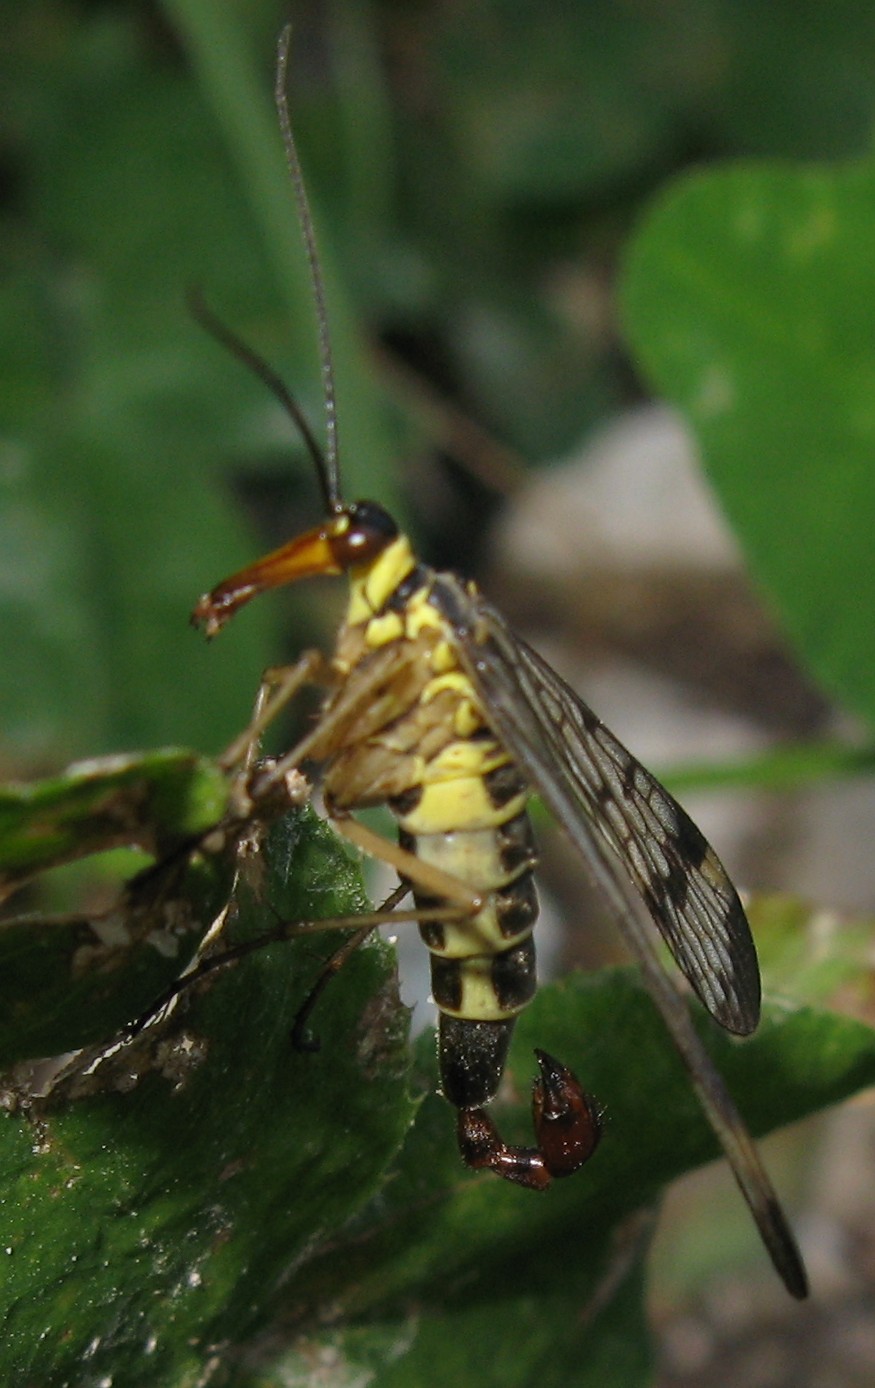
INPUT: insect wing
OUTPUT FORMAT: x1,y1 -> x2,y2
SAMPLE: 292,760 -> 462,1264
445,583 -> 806,1298
450,587 -> 760,1034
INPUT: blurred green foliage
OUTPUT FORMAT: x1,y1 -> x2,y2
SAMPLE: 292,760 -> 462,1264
623,162 -> 875,726
3,0 -> 875,770
4,1 -> 875,1384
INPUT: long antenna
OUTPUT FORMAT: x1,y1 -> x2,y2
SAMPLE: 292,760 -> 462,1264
187,289 -> 328,487
275,25 -> 342,512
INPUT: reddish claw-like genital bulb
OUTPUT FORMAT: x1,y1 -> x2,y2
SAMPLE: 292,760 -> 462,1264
456,1050 -> 601,1192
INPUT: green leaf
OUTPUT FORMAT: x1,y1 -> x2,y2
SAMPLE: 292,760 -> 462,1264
620,160 -> 875,726
0,748 -> 233,1063
0,812 -> 413,1387
244,1239 -> 653,1388
0,749 -> 229,888
231,946 -> 875,1387
0,856 -> 226,1066
4,847 -> 874,1385
754,891 -> 875,1013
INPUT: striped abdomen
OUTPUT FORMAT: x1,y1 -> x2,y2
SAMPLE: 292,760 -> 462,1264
394,748 -> 539,1020
392,718 -> 541,1110
324,539 -> 544,1111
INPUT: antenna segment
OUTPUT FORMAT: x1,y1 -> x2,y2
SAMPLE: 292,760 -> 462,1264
275,25 -> 342,512
188,288 -> 328,484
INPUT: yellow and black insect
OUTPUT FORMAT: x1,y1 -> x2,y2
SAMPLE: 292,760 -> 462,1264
192,28 -> 807,1299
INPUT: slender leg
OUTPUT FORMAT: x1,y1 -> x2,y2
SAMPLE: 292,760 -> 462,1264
331,813 -> 483,912
289,881 -> 410,1050
123,892 -> 459,1039
219,650 -> 330,773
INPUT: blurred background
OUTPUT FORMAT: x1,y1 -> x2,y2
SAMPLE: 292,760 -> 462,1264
3,2 -> 875,1382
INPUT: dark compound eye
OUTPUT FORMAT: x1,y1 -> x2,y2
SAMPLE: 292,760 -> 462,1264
330,500 -> 399,568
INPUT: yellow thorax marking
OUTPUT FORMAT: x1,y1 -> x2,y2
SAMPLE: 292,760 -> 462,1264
364,610 -> 405,647
401,775 -> 526,835
405,591 -> 444,641
346,533 -> 418,626
428,737 -> 506,778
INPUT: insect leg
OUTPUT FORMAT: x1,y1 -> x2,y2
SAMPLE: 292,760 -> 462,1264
289,881 -> 409,1050
290,924 -> 381,1050
123,892 -> 461,1040
331,813 -> 484,912
219,650 -> 332,773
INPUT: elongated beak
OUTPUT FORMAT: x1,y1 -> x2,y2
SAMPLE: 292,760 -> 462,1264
192,523 -> 342,637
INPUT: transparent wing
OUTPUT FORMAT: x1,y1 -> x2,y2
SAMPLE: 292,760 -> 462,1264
446,584 -> 760,1035
438,578 -> 806,1298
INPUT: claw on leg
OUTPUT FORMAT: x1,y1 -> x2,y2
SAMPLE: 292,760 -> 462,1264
456,1050 -> 601,1191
